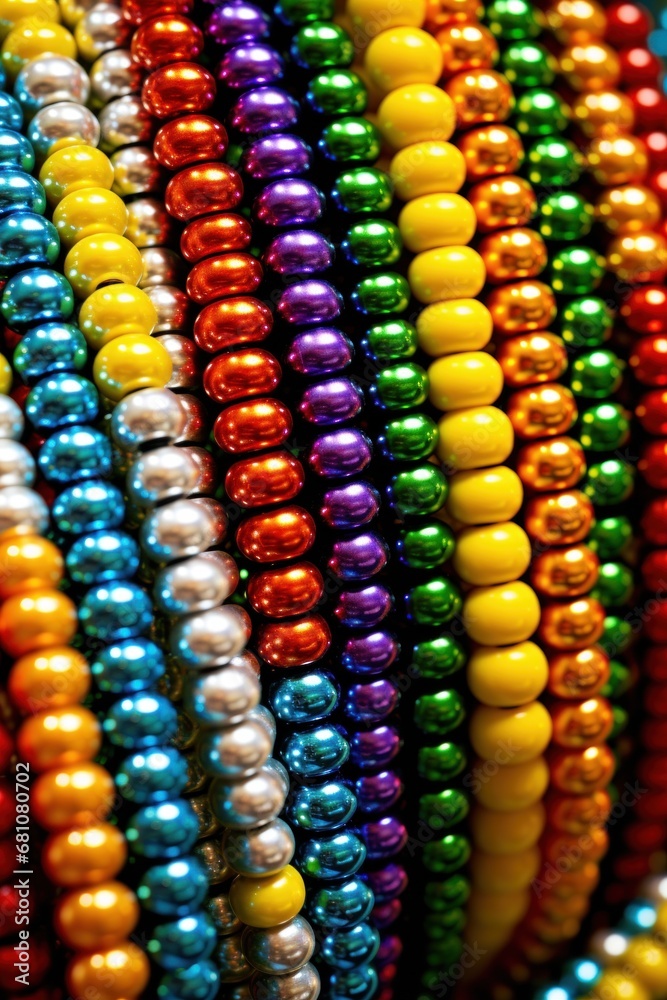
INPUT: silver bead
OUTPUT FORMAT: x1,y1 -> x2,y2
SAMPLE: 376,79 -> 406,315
111,387 -> 186,451
125,198 -> 172,248
99,95 -> 152,153
589,930 -> 629,962
223,819 -> 295,877
173,393 -> 208,445
154,334 -> 200,390
29,102 -> 99,160
0,441 -> 35,488
60,0 -> 99,27
250,964 -> 321,1000
196,710 -> 275,779
211,762 -> 288,830
144,285 -> 192,334
640,875 -> 667,903
141,497 -> 227,564
141,247 -> 184,287
0,398 -> 24,441
215,933 -> 253,984
243,917 -> 315,976
170,604 -> 250,669
207,893 -> 242,937
77,3 -> 125,58
0,486 -> 48,535
193,838 -> 234,885
111,146 -> 162,197
155,551 -> 239,616
16,57 -> 90,112
184,661 -> 260,728
128,445 -> 214,507
89,49 -> 140,104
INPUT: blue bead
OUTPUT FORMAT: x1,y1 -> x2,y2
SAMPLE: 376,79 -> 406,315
269,671 -> 338,723
27,373 -> 98,429
105,692 -> 178,749
138,857 -> 209,917
38,425 -> 111,483
116,746 -> 189,803
157,960 -> 220,1000
0,170 -> 44,215
280,725 -> 349,778
149,912 -> 217,970
561,959 -> 602,991
1,266 -> 73,328
66,530 -> 140,585
0,129 -> 34,171
53,479 -> 124,534
307,878 -> 374,929
13,321 -> 87,381
322,923 -> 380,970
126,799 -> 200,858
620,900 -> 656,934
91,637 -> 165,694
297,831 -> 366,880
287,780 -> 357,831
0,95 -> 21,131
79,581 -> 152,639
0,211 -> 58,270
330,966 -> 379,1000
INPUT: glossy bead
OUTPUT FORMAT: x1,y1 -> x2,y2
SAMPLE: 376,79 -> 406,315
64,234 -> 143,298
55,880 -> 138,950
463,581 -> 541,646
126,798 -> 199,858
429,352 -> 501,412
115,747 -> 188,804
231,86 -> 298,135
236,507 -> 315,563
381,413 -> 438,461
229,867 -> 305,929
306,68 -> 366,116
218,41 -> 284,90
131,14 -> 203,69
66,942 -> 149,1000
165,163 -> 242,222
470,175 -> 536,233
365,26 -> 442,92
471,702 -> 552,763
571,89 -> 634,138
17,705 -> 100,772
446,69 -> 514,127
583,458 -> 634,505
2,20 -> 76,81
257,616 -> 331,668
265,230 -> 334,274
2,266 -> 74,329
142,62 -> 215,119
409,246 -> 485,303
488,280 -> 556,335
389,464 -> 447,517
447,465 -> 523,524
206,0 -> 269,43
93,333 -> 171,401
467,642 -> 548,707
43,821 -> 126,887
476,757 -> 550,812
453,522 -> 530,586
437,405 -> 513,470
377,83 -> 456,150
458,124 -> 524,182
32,762 -> 114,831
607,232 -> 667,284
8,645 -> 88,713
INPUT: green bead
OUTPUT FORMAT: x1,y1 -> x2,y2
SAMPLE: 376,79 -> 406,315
601,660 -> 632,698
410,636 -> 466,679
408,578 -> 462,627
291,23 -> 354,68
537,192 -> 594,241
383,414 -> 439,462
419,788 -> 469,829
588,516 -> 633,561
363,319 -> 417,364
591,562 -> 634,608
352,272 -> 409,314
425,908 -> 466,937
423,938 -> 464,976
342,219 -> 401,268
306,68 -> 367,116
580,403 -> 630,451
277,0 -> 335,23
332,168 -> 392,214
423,834 -> 470,875
583,459 -> 634,506
389,465 -> 447,517
569,350 -> 624,398
414,690 -> 465,735
601,615 -> 633,655
319,117 -> 380,163
424,876 -> 470,912
611,706 -> 628,738
486,0 -> 542,38
560,297 -> 613,348
549,247 -> 604,295
418,742 -> 466,782
501,42 -> 556,87
526,138 -> 584,187
514,89 -> 568,136
398,521 -> 455,568
375,363 -> 428,409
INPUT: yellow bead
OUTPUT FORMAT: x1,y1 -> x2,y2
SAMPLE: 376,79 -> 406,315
620,938 -> 667,994
467,888 -> 530,926
0,352 -> 12,394
470,702 -> 553,763
74,7 -> 115,62
436,405 -> 513,470
229,866 -> 306,928
409,246 -> 485,302
654,901 -> 667,935
467,642 -> 549,707
475,756 -> 549,811
93,333 -> 172,402
471,803 -> 546,854
347,0 -> 427,31
377,83 -> 456,150
390,141 -> 466,200
463,920 -> 512,952
1,18 -> 75,79
453,522 -> 531,586
593,973 -> 650,1000
59,0 -> 92,26
463,581 -> 540,646
470,847 -> 541,891
428,351 -> 502,411
447,465 -> 523,524
365,27 -> 443,92
417,297 -> 492,356
39,145 -> 114,206
79,284 -> 158,349
0,0 -> 59,40
398,193 -> 476,253
64,234 -> 143,299
53,188 -> 128,248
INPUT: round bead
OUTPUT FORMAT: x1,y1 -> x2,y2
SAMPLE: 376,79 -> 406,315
429,352 -> 502,411
365,27 -> 443,91
229,867 -> 305,928
463,581 -> 540,646
409,246 -> 485,303
66,942 -> 149,1000
377,83 -> 456,150
93,333 -> 171,401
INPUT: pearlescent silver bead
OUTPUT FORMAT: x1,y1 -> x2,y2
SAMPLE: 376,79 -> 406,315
155,334 -> 200,390
128,446 -> 214,507
196,710 -> 275,779
141,498 -> 227,564
0,398 -> 24,441
250,964 -> 320,1000
193,838 -> 234,885
155,551 -> 239,617
184,661 -> 260,728
144,285 -> 192,334
125,198 -> 172,248
0,486 -> 48,535
223,819 -> 296,877
215,933 -> 253,984
90,49 -> 140,103
243,916 -> 315,976
210,761 -> 288,830
0,441 -> 35,488
589,930 -> 629,963
111,388 -> 186,451
141,247 -> 184,287
98,95 -> 152,152
78,3 -> 125,58
112,146 -> 162,197
29,102 -> 99,160
170,604 -> 250,669
16,57 -> 90,112
207,893 -> 242,937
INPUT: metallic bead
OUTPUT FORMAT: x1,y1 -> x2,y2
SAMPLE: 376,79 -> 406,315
26,102 -> 98,161
99,95 -> 152,153
241,134 -> 312,181
112,147 -> 161,200
0,130 -> 34,172
154,551 -> 238,616
250,964 -> 320,1000
128,446 -> 215,507
155,334 -> 199,391
194,839 -> 233,885
207,893 -> 242,936
243,916 -> 315,975
141,498 -> 226,563
2,266 -> 74,330
90,49 -> 141,103
77,3 -> 125,59
15,57 -> 90,116
124,197 -> 171,248
0,485 -> 48,535
196,709 -> 275,778
0,94 -> 21,131
126,798 -> 200,858
80,580 -> 152,641
111,387 -> 186,451
140,247 -> 184,287
14,321 -> 87,382
215,932 -> 252,984
67,530 -> 140,585
0,211 -> 59,271
149,911 -> 217,971
322,923 -> 379,970
38,425 -> 111,484
210,761 -> 289,829
207,1 -> 270,45
270,673 -> 338,723
280,726 -> 349,778
27,372 -> 98,430
287,782 -> 356,832
52,479 -> 123,534
144,284 -> 192,333
355,772 -> 403,814
307,879 -> 374,930
0,397 -> 23,440
170,605 -> 251,669
138,856 -> 209,917
159,961 -> 220,1000
116,746 -> 188,803
184,661 -> 261,728
223,819 -> 295,876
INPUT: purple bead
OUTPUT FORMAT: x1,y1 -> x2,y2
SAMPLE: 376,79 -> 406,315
342,631 -> 398,675
286,328 -> 353,376
355,771 -> 403,815
350,726 -> 401,769
345,679 -> 398,722
206,2 -> 269,45
361,818 -> 408,860
277,281 -> 343,327
254,179 -> 324,227
366,865 -> 408,905
308,429 -> 372,478
372,899 -> 401,928
334,584 -> 392,628
217,44 -> 283,89
263,231 -> 334,276
320,482 -> 379,529
328,532 -> 388,580
230,88 -> 298,135
377,935 -> 403,967
241,134 -> 312,180
299,379 -> 363,427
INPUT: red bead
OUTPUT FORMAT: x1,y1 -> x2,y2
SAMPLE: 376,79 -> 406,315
0,935 -> 49,990
180,213 -> 252,263
225,452 -> 304,507
636,389 -> 667,433
131,15 -> 203,68
194,297 -> 272,353
642,550 -> 667,591
0,840 -> 14,881
623,284 -> 667,334
154,116 -> 228,171
186,253 -> 262,304
639,439 -> 667,489
644,645 -> 667,679
203,349 -> 281,404
0,884 -> 30,938
0,783 -> 13,837
122,0 -> 193,24
214,399 -> 293,453
256,615 -> 331,667
625,821 -> 665,852
637,752 -> 667,788
613,853 -> 653,883
635,789 -> 667,820
641,130 -> 667,170
630,335 -> 667,385
247,563 -> 324,617
142,63 -> 215,120
618,46 -> 662,86
628,86 -> 667,131
165,163 -> 243,221
0,725 -> 11,773
648,169 -> 667,211
236,507 -> 317,563
644,602 -> 667,644
644,680 -> 667,716
372,900 -> 402,927
642,497 -> 667,545
605,2 -> 653,47
643,717 -> 667,749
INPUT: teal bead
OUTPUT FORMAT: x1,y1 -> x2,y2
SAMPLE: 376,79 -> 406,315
126,799 -> 200,858
549,246 -> 604,294
287,780 -> 357,831
38,425 -> 112,484
52,479 -> 124,534
307,879 -> 374,929
332,167 -> 393,214
269,672 -> 338,723
389,464 -> 447,517
419,788 -> 469,829
80,581 -> 152,641
0,212 -> 59,271
278,0 -> 335,24
0,93 -> 21,130
307,68 -> 367,116
591,562 -> 634,608
319,117 -> 381,163
149,912 -> 217,971
375,362 -> 428,409
291,23 -> 354,69
500,42 -> 556,87
0,169 -> 45,216
408,578 -> 462,626
26,373 -> 98,430
352,272 -> 409,314
526,137 -> 583,187
417,742 -> 466,782
579,402 -> 630,451
424,875 -> 470,911
601,615 -> 633,655
13,321 -> 87,380
67,531 -> 140,586
561,297 -> 613,348
138,858 -> 209,917
381,413 -> 439,462
0,128 -> 34,171
297,831 -> 366,879
363,319 -> 417,363
423,833 -> 471,874
514,89 -> 568,135
588,516 -> 633,561
569,349 -> 623,398
341,219 -> 401,267
583,459 -> 634,505
281,725 -> 349,778
537,192 -> 594,241
486,0 -> 543,38
409,636 -> 466,678
397,521 -> 455,568
330,967 -> 378,1000
322,924 -> 380,970
116,747 -> 189,804
1,266 -> 74,328
414,690 -> 465,735
425,908 -> 466,937
158,961 -> 219,1000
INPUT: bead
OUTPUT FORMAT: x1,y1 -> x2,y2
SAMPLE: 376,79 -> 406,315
389,464 -> 447,517
126,798 -> 199,858
429,352 -> 502,411
2,265 -> 73,328
365,27 -> 442,92
8,645 -> 88,713
488,279 -> 556,335
242,134 -> 312,181
230,86 -> 298,135
256,616 -> 331,668
458,124 -> 524,180
475,757 -> 550,812
381,413 -> 438,461
229,867 -> 305,928
377,83 -> 456,150
65,234 -> 143,298
38,145 -> 112,207
467,642 -> 547,707
297,831 -> 365,878
115,747 -> 188,804
142,62 -> 215,119
185,660 -> 260,728
607,232 -> 667,284
331,166 -> 392,213
470,702 -> 552,762
224,819 -> 295,877
243,916 -> 315,975
0,485 -> 48,535
437,405 -> 513,470
453,522 -> 530,586
93,333 -> 172,401
32,761 -> 113,831
206,1 -> 269,43
54,880 -> 138,950
218,42 -> 284,90
17,705 -> 100,771
409,246 -> 485,303
321,482 -> 380,529
561,296 -> 613,348
159,961 -> 220,1000
131,14 -> 203,69
165,163 -> 242,222
417,298 -> 492,356
265,230 -> 335,274
150,912 -> 217,971
0,587 -> 76,656
225,452 -> 304,507
446,465 -> 523,524
307,68 -> 366,116
0,169 -> 45,218
154,114 -> 227,171
251,965 -> 320,1000
596,185 -> 660,236
236,507 -> 316,563
170,606 -> 250,670
66,942 -> 149,1000
2,19 -> 75,81
43,821 -> 125,887
194,297 -> 272,353
398,193 -> 475,253
463,581 -> 540,645
445,69 -> 514,127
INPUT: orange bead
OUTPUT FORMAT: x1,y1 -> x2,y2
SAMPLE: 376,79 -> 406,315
43,823 -> 127,887
425,0 -> 482,30
507,384 -> 577,439
445,69 -> 514,126
165,163 -> 243,222
214,399 -> 293,453
539,892 -> 589,921
587,135 -> 648,186
487,280 -> 557,335
187,253 -> 262,304
194,297 -> 272,353
32,762 -> 115,831
571,90 -> 635,137
123,0 -> 193,23
549,744 -> 615,794
180,212 -> 252,262
497,333 -> 567,387
131,14 -> 203,69
542,827 -> 608,867
547,647 -> 610,700
546,790 -> 611,834
596,185 -> 661,235
517,437 -> 586,492
524,491 -> 594,545
257,615 -> 331,667
8,646 -> 90,714
203,349 -> 281,404
544,0 -> 607,44
436,22 -> 497,77
0,589 -> 76,657
479,228 -> 547,283
470,176 -> 536,231
531,546 -> 599,598
550,860 -> 600,897
530,914 -> 582,945
551,697 -> 614,748
248,563 -> 324,618
540,598 -> 605,650
458,124 -> 524,180
17,706 -> 101,772
225,452 -> 304,508
607,232 -> 667,284
142,62 -> 215,120
236,507 -> 317,564
154,115 -> 228,170
560,42 -> 620,91
0,534 -> 63,597
66,942 -> 149,1000
55,881 -> 139,950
